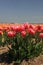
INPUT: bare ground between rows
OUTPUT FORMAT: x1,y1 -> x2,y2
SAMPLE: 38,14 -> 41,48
0,46 -> 43,65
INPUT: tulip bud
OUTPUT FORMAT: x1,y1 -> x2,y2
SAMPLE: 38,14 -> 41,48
7,31 -> 16,37
40,27 -> 43,33
29,24 -> 35,30
0,31 -> 2,35
28,28 -> 35,35
24,22 -> 29,29
21,31 -> 26,37
39,33 -> 43,38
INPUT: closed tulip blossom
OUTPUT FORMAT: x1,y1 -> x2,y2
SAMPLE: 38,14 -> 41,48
28,28 -> 35,35
29,24 -> 35,30
39,33 -> 43,38
3,26 -> 10,32
11,26 -> 15,31
40,27 -> 43,33
7,31 -> 16,37
36,25 -> 42,32
21,31 -> 26,37
0,31 -> 2,35
19,25 -> 25,32
24,22 -> 29,29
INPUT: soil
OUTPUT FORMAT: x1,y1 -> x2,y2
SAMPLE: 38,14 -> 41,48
0,46 -> 43,65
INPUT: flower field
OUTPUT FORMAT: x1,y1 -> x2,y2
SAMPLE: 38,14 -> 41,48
0,22 -> 43,65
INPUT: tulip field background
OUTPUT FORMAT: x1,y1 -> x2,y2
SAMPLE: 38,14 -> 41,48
0,23 -> 43,65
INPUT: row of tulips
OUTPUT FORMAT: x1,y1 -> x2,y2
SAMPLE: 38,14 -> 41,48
0,23 -> 43,38
0,23 -> 43,64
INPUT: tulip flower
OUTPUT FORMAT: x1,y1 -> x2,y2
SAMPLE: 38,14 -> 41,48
40,27 -> 43,33
35,25 -> 42,32
29,24 -> 35,30
11,26 -> 16,31
0,31 -> 2,35
0,31 -> 3,46
7,31 -> 16,37
24,22 -> 29,29
39,33 -> 43,38
3,26 -> 10,32
12,26 -> 19,32
21,31 -> 26,37
28,28 -> 35,35
19,25 -> 25,32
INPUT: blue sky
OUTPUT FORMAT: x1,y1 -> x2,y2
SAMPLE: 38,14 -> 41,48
0,0 -> 43,23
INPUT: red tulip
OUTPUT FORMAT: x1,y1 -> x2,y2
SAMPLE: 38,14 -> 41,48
35,25 -> 41,32
4,26 -> 10,32
10,26 -> 15,31
21,31 -> 26,37
7,31 -> 16,37
24,22 -> 29,29
29,24 -> 35,31
39,33 -> 43,38
19,25 -> 25,32
28,28 -> 35,35
0,31 -> 2,35
40,27 -> 43,32
14,26 -> 21,32
12,26 -> 19,32
37,25 -> 41,29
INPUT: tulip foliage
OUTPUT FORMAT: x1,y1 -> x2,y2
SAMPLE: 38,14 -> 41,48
0,23 -> 43,64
